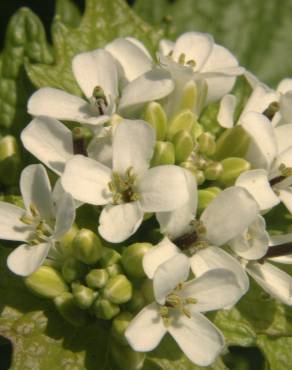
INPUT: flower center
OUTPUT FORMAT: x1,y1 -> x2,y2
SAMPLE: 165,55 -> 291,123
108,167 -> 140,204
159,283 -> 198,326
20,203 -> 54,245
270,163 -> 292,187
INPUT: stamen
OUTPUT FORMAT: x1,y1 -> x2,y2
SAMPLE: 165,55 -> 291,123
178,53 -> 186,65
263,101 -> 280,120
72,127 -> 88,156
92,86 -> 108,115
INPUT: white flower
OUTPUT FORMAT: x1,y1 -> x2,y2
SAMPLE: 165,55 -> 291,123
0,164 -> 75,276
126,253 -> 242,367
27,38 -> 174,126
61,119 -> 190,243
159,32 -> 244,110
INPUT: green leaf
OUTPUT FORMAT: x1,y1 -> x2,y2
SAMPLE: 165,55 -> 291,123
26,0 -> 162,94
257,336 -> 292,370
0,8 -> 52,133
55,0 -> 82,28
134,0 -> 292,86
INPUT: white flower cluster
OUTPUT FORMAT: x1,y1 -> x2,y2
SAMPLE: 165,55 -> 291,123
2,32 -> 292,366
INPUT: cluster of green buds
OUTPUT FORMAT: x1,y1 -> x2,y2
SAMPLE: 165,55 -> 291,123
0,135 -> 21,191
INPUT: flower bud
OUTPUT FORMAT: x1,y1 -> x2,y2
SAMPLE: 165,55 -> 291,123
195,170 -> 205,185
72,282 -> 96,309
93,297 -> 120,320
218,157 -> 251,187
172,130 -> 194,164
150,141 -> 175,166
167,109 -> 196,140
107,263 -> 123,277
56,223 -> 79,257
62,257 -> 87,283
198,132 -> 216,156
100,247 -> 121,267
121,243 -> 152,278
180,161 -> 197,175
103,275 -> 132,304
215,126 -> 250,160
141,279 -> 154,303
204,162 -> 223,180
86,268 -> 109,289
54,292 -> 88,326
126,290 -> 146,313
143,102 -> 167,140
180,80 -> 197,111
191,120 -> 204,140
72,228 -> 103,264
111,312 -> 134,345
111,338 -> 145,370
0,136 -> 21,186
198,187 -> 221,214
25,266 -> 68,299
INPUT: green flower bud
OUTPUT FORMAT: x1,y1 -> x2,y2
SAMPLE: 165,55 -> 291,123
106,263 -> 123,277
204,162 -> 224,180
0,136 -> 21,186
150,141 -> 175,166
215,126 -> 251,160
195,170 -> 205,185
167,109 -> 196,140
198,187 -> 221,214
54,292 -> 88,326
180,80 -> 197,111
100,247 -> 121,267
218,157 -> 251,187
93,297 -> 120,320
103,275 -> 132,304
143,102 -> 167,140
191,120 -> 203,140
72,282 -> 95,309
62,257 -> 87,283
73,228 -> 103,264
198,132 -> 216,156
56,223 -> 79,257
126,289 -> 146,313
180,161 -> 197,175
141,279 -> 154,303
111,339 -> 145,370
172,130 -> 194,164
86,268 -> 109,289
121,243 -> 152,278
25,266 -> 68,299
111,312 -> 134,346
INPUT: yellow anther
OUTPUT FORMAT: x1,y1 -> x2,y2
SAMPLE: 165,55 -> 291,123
185,297 -> 197,305
159,306 -> 169,317
20,215 -> 34,225
29,203 -> 39,217
182,307 -> 191,318
178,53 -> 186,65
186,59 -> 196,67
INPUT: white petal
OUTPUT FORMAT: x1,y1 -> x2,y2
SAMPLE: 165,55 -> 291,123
274,124 -> 292,154
72,49 -> 118,99
277,78 -> 292,94
112,119 -> 155,176
229,215 -> 269,260
61,155 -> 111,205
119,68 -> 174,114
202,44 -> 239,72
143,237 -> 180,279
88,135 -> 113,168
156,169 -> 197,239
139,166 -> 189,212
126,37 -> 152,60
273,147 -> 292,173
268,233 -> 292,264
7,242 -> 51,276
201,187 -> 258,246
98,202 -> 143,243
235,169 -> 280,211
20,164 -> 54,221
172,32 -> 214,71
217,94 -> 236,128
247,262 -> 292,305
0,202 -> 31,241
279,92 -> 292,125
53,192 -> 75,240
28,87 -> 106,125
240,112 -> 277,169
239,84 -> 279,120
278,188 -> 292,213
125,302 -> 166,352
191,247 -> 249,294
168,312 -> 224,367
21,117 -> 73,175
154,254 -> 190,305
159,39 -> 175,55
105,38 -> 152,83
182,269 -> 243,312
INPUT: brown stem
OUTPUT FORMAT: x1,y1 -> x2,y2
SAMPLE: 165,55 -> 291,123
73,128 -> 88,156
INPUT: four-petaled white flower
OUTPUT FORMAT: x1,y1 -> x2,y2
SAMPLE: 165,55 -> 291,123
27,38 -> 174,126
126,253 -> 242,366
0,164 -> 75,276
61,119 -> 189,243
